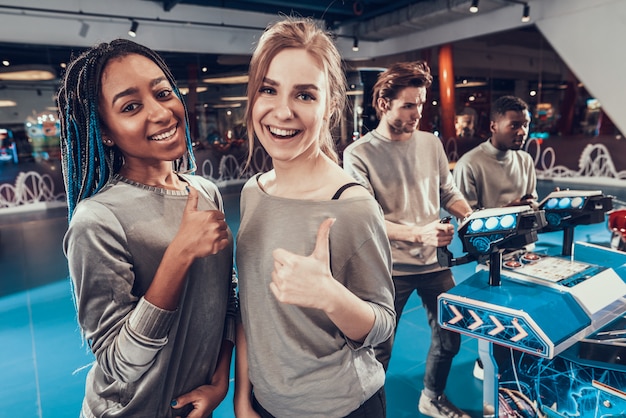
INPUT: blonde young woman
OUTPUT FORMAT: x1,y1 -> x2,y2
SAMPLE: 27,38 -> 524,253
234,18 -> 395,418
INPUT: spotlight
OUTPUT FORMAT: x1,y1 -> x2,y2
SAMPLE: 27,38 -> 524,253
79,21 -> 90,38
352,37 -> 359,52
521,3 -> 530,22
469,0 -> 479,13
128,20 -> 139,37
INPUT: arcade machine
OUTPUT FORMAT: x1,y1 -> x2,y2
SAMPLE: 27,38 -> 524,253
0,128 -> 18,164
437,190 -> 626,417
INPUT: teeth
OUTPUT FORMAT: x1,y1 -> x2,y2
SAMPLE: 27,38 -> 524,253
269,126 -> 297,137
150,126 -> 176,141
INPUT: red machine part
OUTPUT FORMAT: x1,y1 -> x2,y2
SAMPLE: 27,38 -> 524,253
609,209 -> 626,239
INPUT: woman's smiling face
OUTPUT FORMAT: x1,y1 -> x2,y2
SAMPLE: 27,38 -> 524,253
252,48 -> 329,164
98,53 -> 187,170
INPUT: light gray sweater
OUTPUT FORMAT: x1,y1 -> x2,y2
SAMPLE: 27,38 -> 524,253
64,174 -> 236,418
236,175 -> 395,418
453,139 -> 537,210
343,130 -> 466,275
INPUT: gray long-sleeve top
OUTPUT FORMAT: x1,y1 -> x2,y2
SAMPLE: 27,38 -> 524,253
343,129 -> 466,275
453,139 -> 537,210
236,175 -> 395,418
64,174 -> 236,418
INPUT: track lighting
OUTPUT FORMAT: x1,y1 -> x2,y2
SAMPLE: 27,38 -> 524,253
79,21 -> 90,38
469,0 -> 479,13
521,3 -> 530,22
352,37 -> 359,52
128,20 -> 139,37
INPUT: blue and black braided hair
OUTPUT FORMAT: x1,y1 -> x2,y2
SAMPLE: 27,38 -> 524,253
57,38 -> 195,221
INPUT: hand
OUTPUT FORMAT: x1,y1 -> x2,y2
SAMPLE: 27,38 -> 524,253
171,383 -> 226,418
270,218 -> 336,310
176,186 -> 230,259
507,194 -> 538,209
416,219 -> 455,247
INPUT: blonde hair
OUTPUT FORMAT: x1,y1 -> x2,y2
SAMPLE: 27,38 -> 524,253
245,17 -> 347,165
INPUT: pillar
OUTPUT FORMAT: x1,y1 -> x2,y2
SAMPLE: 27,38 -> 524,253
438,44 -> 456,142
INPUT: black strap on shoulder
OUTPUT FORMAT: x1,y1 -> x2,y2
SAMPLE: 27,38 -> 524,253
332,182 -> 363,200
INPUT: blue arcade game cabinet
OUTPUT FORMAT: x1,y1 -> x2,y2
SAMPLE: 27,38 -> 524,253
437,190 -> 626,417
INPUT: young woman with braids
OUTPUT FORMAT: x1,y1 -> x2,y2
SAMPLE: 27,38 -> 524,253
58,39 -> 236,418
234,18 -> 395,417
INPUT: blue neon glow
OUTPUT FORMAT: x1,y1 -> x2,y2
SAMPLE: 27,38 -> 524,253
570,196 -> 585,208
466,214 -> 518,234
469,218 -> 484,232
500,214 -> 515,229
558,197 -> 571,209
485,217 -> 499,230
545,198 -> 559,209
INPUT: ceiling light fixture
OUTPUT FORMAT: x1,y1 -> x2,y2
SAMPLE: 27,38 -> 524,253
352,37 -> 359,52
220,96 -> 248,101
0,65 -> 56,81
470,0 -> 479,13
202,74 -> 249,84
128,20 -> 139,37
521,3 -> 530,22
0,100 -> 17,107
178,86 -> 208,95
79,21 -> 90,38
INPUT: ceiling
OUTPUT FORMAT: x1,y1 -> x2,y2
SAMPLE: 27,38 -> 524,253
0,0 -> 552,111
146,0 -> 511,41
0,0 -> 529,83
152,0 -> 419,29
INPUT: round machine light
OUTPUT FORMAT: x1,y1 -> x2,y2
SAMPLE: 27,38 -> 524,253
485,217 -> 499,230
469,218 -> 484,232
558,197 -> 571,209
500,214 -> 516,229
546,198 -> 559,209
571,196 -> 584,208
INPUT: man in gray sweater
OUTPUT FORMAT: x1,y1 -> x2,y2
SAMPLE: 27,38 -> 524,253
453,95 -> 537,211
452,95 -> 537,382
343,61 -> 473,418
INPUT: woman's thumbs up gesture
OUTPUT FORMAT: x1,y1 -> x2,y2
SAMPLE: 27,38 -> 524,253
270,218 -> 336,310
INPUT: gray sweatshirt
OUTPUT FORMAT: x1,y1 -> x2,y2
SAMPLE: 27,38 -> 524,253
453,139 -> 537,210
343,130 -> 466,275
236,175 -> 395,418
64,174 -> 236,418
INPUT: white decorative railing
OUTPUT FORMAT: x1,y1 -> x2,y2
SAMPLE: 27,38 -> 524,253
444,137 -> 460,163
6,139 -> 622,212
200,147 -> 272,185
524,138 -> 626,180
0,171 -> 65,210
0,148 -> 272,212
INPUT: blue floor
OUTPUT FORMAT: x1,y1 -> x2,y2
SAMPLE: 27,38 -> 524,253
0,187 -> 616,418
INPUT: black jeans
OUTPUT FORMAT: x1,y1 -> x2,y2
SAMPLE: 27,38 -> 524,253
375,270 -> 461,397
252,386 -> 386,418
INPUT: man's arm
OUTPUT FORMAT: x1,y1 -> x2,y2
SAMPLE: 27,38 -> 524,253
452,160 -> 480,211
385,219 -> 455,248
446,198 -> 473,221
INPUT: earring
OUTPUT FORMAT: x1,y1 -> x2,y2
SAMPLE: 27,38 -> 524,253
103,138 -> 113,146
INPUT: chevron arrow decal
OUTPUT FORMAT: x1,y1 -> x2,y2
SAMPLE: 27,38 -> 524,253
488,315 -> 505,336
448,305 -> 463,324
510,318 -> 528,342
468,310 -> 483,330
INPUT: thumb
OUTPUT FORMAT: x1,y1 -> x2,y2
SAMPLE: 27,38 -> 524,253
184,185 -> 198,213
311,218 -> 335,261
